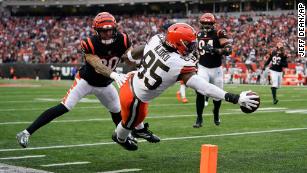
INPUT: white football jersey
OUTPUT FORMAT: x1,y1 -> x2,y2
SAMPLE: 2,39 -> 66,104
132,34 -> 197,102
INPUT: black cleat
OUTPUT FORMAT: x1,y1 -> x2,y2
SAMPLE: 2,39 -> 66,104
273,99 -> 279,105
131,123 -> 160,143
193,117 -> 203,128
213,109 -> 221,126
112,132 -> 138,151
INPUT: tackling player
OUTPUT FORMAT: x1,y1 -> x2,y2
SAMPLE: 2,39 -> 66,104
16,12 -> 159,148
112,23 -> 259,151
263,42 -> 288,104
193,13 -> 232,128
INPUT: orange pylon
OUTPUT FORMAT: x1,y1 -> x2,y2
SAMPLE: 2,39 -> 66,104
200,144 -> 218,173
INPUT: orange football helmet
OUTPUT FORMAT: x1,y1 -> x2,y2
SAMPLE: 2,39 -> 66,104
165,23 -> 197,56
199,13 -> 215,31
92,12 -> 117,44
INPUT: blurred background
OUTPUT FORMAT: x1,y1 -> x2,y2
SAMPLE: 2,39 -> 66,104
0,0 -> 305,85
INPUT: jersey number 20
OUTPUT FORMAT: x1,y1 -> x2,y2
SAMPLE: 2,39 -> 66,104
138,50 -> 170,90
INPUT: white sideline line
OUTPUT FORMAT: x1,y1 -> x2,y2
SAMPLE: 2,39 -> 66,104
0,108 -> 288,125
0,155 -> 45,160
1,127 -> 306,152
41,161 -> 90,167
98,168 -> 142,173
0,163 -> 52,173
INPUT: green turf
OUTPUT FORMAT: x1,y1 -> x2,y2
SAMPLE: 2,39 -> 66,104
0,79 -> 307,173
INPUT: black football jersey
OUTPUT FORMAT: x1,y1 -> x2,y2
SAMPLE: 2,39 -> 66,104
197,29 -> 228,68
79,32 -> 131,87
264,51 -> 288,72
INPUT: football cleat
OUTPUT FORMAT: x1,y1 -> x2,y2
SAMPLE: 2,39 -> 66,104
213,109 -> 220,126
182,98 -> 189,103
16,130 -> 30,148
128,133 -> 138,143
131,123 -> 160,143
273,99 -> 279,105
112,132 -> 138,151
193,117 -> 203,128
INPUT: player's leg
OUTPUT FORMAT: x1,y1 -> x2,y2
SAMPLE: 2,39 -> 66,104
193,65 -> 210,128
270,70 -> 279,104
17,75 -> 91,148
179,81 -> 188,103
113,77 -> 147,150
93,84 -> 122,127
211,66 -> 224,126
194,91 -> 204,128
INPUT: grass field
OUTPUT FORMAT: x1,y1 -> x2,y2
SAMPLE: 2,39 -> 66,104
0,79 -> 306,173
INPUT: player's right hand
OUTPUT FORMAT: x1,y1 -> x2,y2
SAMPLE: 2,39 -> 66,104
110,72 -> 128,88
238,91 -> 259,110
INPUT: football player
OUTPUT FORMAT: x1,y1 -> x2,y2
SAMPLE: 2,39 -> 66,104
16,12 -> 159,148
263,42 -> 288,104
193,13 -> 232,128
112,23 -> 259,151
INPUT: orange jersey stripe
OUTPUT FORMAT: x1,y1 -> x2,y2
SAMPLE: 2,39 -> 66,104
180,66 -> 197,74
123,33 -> 128,48
87,37 -> 95,54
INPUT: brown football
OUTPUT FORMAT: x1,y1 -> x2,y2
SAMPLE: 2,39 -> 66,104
240,92 -> 260,114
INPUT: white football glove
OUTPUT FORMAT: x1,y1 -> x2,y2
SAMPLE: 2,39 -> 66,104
110,72 -> 128,88
238,91 -> 259,110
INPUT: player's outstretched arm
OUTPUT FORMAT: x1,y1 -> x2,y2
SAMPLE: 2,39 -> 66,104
122,45 -> 145,66
84,54 -> 127,87
181,72 -> 259,110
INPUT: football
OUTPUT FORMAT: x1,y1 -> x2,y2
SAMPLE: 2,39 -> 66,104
240,92 -> 260,114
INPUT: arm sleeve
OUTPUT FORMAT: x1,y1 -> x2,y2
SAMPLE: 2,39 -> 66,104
186,74 -> 226,100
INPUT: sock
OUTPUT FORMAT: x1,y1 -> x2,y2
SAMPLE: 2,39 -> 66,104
135,122 -> 144,130
110,111 -> 122,127
116,122 -> 131,143
196,92 -> 204,119
213,100 -> 222,113
180,84 -> 186,98
271,87 -> 277,100
26,104 -> 69,135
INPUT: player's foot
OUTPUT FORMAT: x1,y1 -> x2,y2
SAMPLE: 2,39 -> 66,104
112,132 -> 138,151
16,130 -> 30,148
182,98 -> 188,103
193,117 -> 203,128
176,91 -> 181,102
273,99 -> 279,104
128,133 -> 138,143
131,123 -> 160,143
213,109 -> 220,126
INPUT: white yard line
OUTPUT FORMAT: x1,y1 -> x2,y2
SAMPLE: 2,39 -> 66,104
0,155 -> 45,160
0,163 -> 52,173
0,108 -> 288,125
98,168 -> 142,173
1,98 -> 307,112
1,127 -> 306,152
41,161 -> 90,167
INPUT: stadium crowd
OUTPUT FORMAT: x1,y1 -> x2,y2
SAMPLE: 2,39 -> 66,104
0,11 -> 303,67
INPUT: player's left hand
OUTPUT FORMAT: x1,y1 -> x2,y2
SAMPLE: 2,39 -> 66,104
203,44 -> 214,54
110,72 -> 128,88
238,91 -> 259,110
